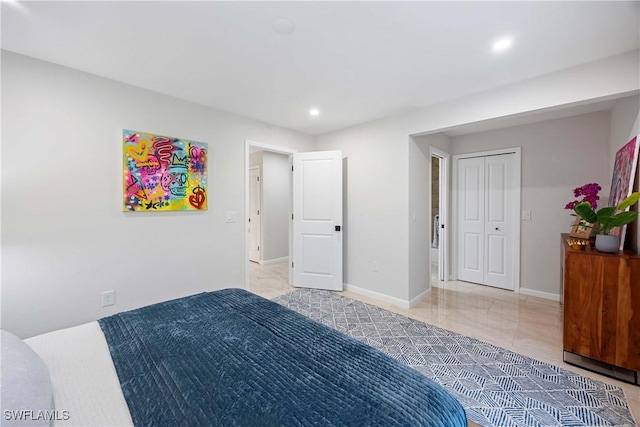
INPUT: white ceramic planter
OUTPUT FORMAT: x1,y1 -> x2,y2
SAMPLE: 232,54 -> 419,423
595,234 -> 620,253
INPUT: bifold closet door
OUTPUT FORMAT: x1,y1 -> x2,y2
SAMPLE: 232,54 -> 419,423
484,154 -> 514,289
457,157 -> 485,284
457,154 -> 515,290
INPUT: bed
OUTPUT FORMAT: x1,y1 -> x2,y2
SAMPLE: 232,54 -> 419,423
7,288 -> 467,426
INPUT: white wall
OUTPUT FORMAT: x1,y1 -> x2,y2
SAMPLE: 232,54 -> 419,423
1,51 -> 314,338
407,133 -> 451,301
404,50 -> 639,137
315,119 -> 410,302
450,111 -> 611,298
414,133 -> 451,154
316,51 -> 638,304
608,96 -> 640,253
261,151 -> 290,261
3,49 -> 638,334
407,139 -> 431,301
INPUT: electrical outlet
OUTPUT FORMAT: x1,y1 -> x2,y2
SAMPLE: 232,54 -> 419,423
102,290 -> 115,307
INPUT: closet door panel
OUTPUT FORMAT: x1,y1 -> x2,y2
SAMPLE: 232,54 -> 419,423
484,154 -> 514,290
457,157 -> 485,284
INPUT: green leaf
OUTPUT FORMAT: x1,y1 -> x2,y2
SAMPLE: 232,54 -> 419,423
596,207 -> 616,222
574,202 -> 597,224
608,211 -> 639,228
616,192 -> 640,211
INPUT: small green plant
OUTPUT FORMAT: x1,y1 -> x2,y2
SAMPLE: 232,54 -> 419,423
573,192 -> 640,235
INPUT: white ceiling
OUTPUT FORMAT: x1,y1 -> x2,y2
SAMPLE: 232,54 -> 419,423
2,1 -> 639,136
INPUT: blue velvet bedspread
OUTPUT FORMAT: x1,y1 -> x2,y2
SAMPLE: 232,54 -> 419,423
98,288 -> 466,426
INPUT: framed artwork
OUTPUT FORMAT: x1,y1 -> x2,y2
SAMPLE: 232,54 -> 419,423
607,136 -> 639,250
569,216 -> 595,239
123,130 -> 208,211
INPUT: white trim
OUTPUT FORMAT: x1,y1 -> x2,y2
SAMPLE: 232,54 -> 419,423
519,287 -> 560,302
245,140 -> 297,292
451,147 -> 521,293
344,283 -> 410,309
246,140 -> 297,156
455,147 -> 520,159
429,147 -> 450,281
408,288 -> 431,308
259,256 -> 289,266
248,165 -> 262,263
289,155 -> 293,285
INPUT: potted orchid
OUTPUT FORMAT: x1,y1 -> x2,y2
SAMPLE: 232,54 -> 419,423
565,182 -> 602,211
573,191 -> 640,253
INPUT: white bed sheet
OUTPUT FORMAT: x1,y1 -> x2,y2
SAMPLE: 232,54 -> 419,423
25,322 -> 133,427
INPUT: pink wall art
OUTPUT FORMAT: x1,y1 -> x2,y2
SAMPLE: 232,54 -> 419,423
123,130 -> 208,211
608,135 -> 639,249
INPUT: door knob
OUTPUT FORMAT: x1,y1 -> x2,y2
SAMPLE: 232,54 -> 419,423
335,225 -> 341,231
495,227 -> 500,231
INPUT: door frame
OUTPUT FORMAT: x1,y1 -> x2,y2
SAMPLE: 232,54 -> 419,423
248,165 -> 261,262
451,147 -> 521,293
429,147 -> 449,281
244,140 -> 297,290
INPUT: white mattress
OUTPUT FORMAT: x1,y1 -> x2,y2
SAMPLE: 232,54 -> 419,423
25,322 -> 133,426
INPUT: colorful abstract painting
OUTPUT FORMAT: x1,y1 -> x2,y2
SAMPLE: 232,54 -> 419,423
607,135 -> 639,249
123,130 -> 208,212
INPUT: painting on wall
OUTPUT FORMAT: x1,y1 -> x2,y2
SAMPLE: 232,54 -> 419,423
123,130 -> 208,212
607,135 -> 639,249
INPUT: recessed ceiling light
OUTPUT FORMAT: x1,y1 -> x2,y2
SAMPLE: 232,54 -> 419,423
492,37 -> 513,53
309,108 -> 320,117
273,18 -> 296,35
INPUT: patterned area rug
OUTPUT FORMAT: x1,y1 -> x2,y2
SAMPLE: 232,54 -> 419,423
273,289 -> 637,427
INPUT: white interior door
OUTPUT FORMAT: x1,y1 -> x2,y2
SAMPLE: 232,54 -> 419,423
292,150 -> 343,290
456,153 -> 515,290
433,149 -> 449,282
457,157 -> 485,284
484,154 -> 514,289
249,166 -> 261,262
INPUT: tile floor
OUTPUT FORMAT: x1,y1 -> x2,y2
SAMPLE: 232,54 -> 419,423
249,260 -> 639,424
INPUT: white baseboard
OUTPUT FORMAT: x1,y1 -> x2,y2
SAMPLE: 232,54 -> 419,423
259,256 -> 289,266
409,287 -> 432,308
344,283 -> 410,309
518,287 -> 560,302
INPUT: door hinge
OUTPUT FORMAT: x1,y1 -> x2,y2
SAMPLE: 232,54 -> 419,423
257,210 -> 259,215
441,224 -> 445,229
257,176 -> 260,182
291,165 -> 294,172
248,218 -> 251,223
291,262 -> 294,268
258,246 -> 260,251
291,214 -> 294,220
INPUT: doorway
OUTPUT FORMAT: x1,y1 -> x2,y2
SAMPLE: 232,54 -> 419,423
453,148 -> 521,291
245,140 -> 296,297
248,166 -> 261,263
430,147 -> 449,283
245,141 -> 345,295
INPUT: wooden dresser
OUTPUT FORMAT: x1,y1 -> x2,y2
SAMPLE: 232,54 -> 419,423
561,234 -> 640,384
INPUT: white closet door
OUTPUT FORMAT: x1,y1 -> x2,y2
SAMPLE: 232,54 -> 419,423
484,154 -> 514,290
457,153 -> 516,290
457,157 -> 485,284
